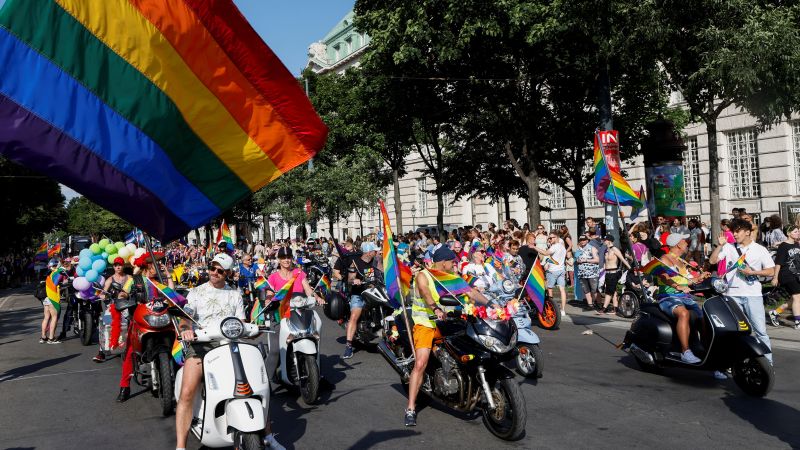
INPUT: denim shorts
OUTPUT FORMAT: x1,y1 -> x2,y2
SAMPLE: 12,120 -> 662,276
546,270 -> 566,288
658,295 -> 703,319
350,294 -> 365,310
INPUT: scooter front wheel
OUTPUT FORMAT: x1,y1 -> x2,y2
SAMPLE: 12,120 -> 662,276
298,354 -> 320,406
733,356 -> 774,397
516,343 -> 543,378
235,431 -> 264,450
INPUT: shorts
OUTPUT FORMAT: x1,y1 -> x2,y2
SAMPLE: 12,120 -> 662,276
183,342 -> 219,360
412,324 -> 442,350
579,277 -> 599,294
545,270 -> 566,288
658,295 -> 703,318
349,294 -> 365,310
42,299 -> 52,308
779,277 -> 800,296
603,271 -> 622,295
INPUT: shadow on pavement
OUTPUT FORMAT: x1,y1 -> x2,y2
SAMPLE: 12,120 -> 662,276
723,394 -> 800,447
0,339 -> 22,346
0,306 -> 42,336
0,353 -> 80,382
346,429 -> 420,450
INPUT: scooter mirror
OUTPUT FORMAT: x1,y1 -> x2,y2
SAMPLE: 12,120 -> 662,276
711,277 -> 728,294
439,296 -> 462,307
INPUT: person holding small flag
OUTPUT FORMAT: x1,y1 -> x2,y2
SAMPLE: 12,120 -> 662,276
534,232 -> 569,318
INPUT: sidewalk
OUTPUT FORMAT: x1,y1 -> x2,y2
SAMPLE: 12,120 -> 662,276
560,300 -> 800,352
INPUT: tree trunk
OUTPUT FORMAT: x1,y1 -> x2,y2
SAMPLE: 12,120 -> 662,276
525,169 -> 541,227
262,214 -> 271,243
574,189 -> 586,236
436,187 -> 444,238
328,213 -> 335,238
358,211 -> 364,238
706,116 -> 720,244
504,195 -> 511,221
393,168 -> 404,232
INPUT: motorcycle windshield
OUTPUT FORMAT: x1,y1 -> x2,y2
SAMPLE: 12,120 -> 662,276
473,317 -> 514,343
289,309 -> 314,331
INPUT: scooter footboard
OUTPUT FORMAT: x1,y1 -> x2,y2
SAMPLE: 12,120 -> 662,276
225,398 -> 266,433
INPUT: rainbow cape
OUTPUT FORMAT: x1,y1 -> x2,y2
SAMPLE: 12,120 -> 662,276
379,199 -> 408,309
253,276 -> 270,291
427,269 -> 471,298
34,242 -> 48,261
171,339 -> 185,366
523,257 -> 546,312
47,243 -> 61,258
143,276 -> 187,307
315,274 -> 331,296
216,219 -> 234,252
275,274 -> 298,319
0,0 -> 327,241
45,267 -> 63,314
593,131 -> 643,208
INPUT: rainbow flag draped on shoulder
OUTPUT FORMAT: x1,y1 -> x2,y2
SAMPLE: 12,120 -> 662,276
45,267 -> 64,314
0,0 -> 327,242
427,269 -> 472,298
593,130 -> 643,208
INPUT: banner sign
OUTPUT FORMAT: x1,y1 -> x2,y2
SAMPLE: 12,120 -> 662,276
645,163 -> 686,217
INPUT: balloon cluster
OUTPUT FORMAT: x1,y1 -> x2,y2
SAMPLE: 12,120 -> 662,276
461,299 -> 520,322
72,239 -> 146,298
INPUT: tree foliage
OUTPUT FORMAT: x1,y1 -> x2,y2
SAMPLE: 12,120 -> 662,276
65,196 -> 130,240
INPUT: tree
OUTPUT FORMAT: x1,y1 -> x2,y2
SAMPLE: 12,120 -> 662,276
66,196 -> 130,240
639,0 -> 800,241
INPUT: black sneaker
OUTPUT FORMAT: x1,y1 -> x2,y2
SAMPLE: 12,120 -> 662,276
116,387 -> 130,403
404,409 -> 417,427
47,338 -> 61,344
39,336 -> 48,344
342,346 -> 354,359
93,351 -> 106,363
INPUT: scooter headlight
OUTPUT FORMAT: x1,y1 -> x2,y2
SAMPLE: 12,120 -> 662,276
220,317 -> 244,339
712,277 -> 728,294
143,314 -> 171,328
477,330 -> 517,354
502,279 -> 515,294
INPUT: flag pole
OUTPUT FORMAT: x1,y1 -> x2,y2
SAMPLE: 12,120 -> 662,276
516,255 -> 539,302
380,200 -> 416,359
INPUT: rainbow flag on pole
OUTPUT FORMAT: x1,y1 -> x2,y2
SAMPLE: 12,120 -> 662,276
34,242 -> 48,261
379,199 -> 407,309
47,242 -> 61,258
216,219 -> 234,252
45,268 -> 63,314
0,0 -> 327,242
276,274 -> 298,319
523,257 -> 546,312
143,277 -> 187,307
427,269 -> 472,298
253,276 -> 270,291
315,274 -> 331,296
593,131 -> 643,208
171,339 -> 185,366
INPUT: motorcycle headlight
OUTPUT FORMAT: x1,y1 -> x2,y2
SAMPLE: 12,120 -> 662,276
502,279 -> 515,294
477,331 -> 517,354
712,277 -> 728,294
220,317 -> 244,339
143,314 -> 171,328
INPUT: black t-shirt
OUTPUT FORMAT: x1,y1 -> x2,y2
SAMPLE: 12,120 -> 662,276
518,245 -> 537,276
348,257 -> 378,296
775,242 -> 800,282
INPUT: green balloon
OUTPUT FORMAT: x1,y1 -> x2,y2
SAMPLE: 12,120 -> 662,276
107,254 -> 117,264
98,238 -> 110,248
89,243 -> 102,255
105,244 -> 117,255
115,241 -> 125,249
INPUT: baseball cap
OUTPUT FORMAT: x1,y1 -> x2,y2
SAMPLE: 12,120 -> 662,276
665,234 -> 690,247
211,253 -> 234,270
361,242 -> 378,253
277,246 -> 293,259
578,235 -> 589,241
113,257 -> 125,265
432,246 -> 457,263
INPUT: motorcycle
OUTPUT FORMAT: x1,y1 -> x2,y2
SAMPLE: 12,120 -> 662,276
486,281 -> 543,379
338,275 -> 394,346
302,253 -> 331,289
124,294 -> 180,415
378,297 -> 527,441
622,279 -> 775,397
72,282 -> 104,346
278,295 -> 322,406
175,314 -> 272,449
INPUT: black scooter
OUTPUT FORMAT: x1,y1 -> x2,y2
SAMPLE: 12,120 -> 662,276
622,280 -> 774,397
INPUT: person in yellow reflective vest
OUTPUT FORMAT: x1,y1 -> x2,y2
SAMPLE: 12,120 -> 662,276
405,246 -> 488,427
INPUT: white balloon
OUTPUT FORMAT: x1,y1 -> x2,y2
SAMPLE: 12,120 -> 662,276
126,243 -> 137,254
134,248 -> 147,258
118,247 -> 131,259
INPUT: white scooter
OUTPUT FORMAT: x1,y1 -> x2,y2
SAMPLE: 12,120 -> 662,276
175,317 -> 271,449
278,295 -> 322,406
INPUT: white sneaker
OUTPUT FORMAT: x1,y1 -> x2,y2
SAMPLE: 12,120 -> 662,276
680,350 -> 701,364
561,310 -> 566,317
713,370 -> 728,380
264,433 -> 285,450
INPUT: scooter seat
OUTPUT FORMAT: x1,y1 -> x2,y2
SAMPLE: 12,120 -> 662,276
642,302 -> 702,329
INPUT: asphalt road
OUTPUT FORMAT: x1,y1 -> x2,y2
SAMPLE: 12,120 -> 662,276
1,288 -> 799,450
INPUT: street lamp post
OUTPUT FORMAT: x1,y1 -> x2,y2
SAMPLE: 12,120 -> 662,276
411,205 -> 417,231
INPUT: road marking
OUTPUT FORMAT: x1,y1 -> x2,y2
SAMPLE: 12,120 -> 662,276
0,367 -> 115,383
0,295 -> 12,311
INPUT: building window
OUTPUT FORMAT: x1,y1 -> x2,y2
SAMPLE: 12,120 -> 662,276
549,220 -> 566,233
333,44 -> 340,62
417,178 -> 428,217
792,122 -> 800,193
443,193 -> 453,216
345,37 -> 352,54
582,162 -> 601,207
549,183 -> 566,210
726,129 -> 760,198
683,137 -> 701,202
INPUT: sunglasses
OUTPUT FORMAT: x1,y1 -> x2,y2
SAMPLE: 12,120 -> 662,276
207,266 -> 226,275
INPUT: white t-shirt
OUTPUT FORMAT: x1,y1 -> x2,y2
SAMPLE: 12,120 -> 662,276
546,242 -> 567,273
463,263 -> 494,290
718,242 -> 774,297
186,282 -> 245,330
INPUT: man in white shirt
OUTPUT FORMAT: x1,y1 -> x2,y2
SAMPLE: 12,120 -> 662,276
536,232 -> 568,317
709,218 -> 774,364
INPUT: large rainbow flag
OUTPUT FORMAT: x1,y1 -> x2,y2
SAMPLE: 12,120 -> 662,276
275,274 -> 298,320
427,269 -> 472,298
379,199 -> 408,309
523,257 -> 546,312
593,131 -> 643,208
0,0 -> 327,242
45,267 -> 63,314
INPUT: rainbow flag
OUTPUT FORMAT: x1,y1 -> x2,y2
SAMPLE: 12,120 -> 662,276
641,258 -> 681,279
719,253 -> 748,276
523,258 -> 546,312
629,187 -> 647,220
34,242 -> 48,261
250,297 -> 265,324
253,276 -> 270,291
171,339 -> 185,366
216,219 -> 234,252
0,0 -> 327,242
275,274 -> 298,319
315,274 -> 331,296
47,242 -> 61,258
143,276 -> 187,307
45,268 -> 63,314
462,273 -> 479,287
122,277 -> 134,294
379,199 -> 405,308
427,269 -> 472,298
593,131 -> 643,208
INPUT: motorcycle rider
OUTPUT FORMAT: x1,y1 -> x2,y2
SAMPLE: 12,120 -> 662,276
116,252 -> 174,403
343,241 -> 380,359
94,257 -> 131,362
405,246 -> 489,427
237,253 -> 259,288
709,217 -> 775,364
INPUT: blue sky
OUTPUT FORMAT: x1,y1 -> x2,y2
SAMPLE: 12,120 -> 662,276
0,0 -> 353,199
